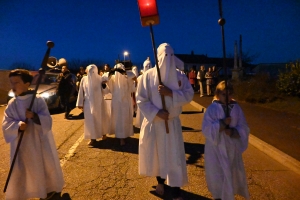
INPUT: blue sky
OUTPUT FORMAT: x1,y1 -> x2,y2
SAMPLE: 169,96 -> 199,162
0,0 -> 299,70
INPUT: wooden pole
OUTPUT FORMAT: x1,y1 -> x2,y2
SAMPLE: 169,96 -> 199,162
149,23 -> 169,133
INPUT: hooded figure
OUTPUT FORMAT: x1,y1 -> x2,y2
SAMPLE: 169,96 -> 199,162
143,56 -> 152,72
136,43 -> 194,199
132,65 -> 139,78
76,64 -> 109,145
107,63 -> 135,145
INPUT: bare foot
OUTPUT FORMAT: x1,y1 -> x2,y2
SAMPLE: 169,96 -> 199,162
155,183 -> 164,196
102,135 -> 107,140
120,139 -> 125,146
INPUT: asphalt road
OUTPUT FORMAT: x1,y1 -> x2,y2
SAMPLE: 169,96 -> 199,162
0,103 -> 300,200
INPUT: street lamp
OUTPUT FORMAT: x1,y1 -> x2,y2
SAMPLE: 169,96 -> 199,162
124,51 -> 128,61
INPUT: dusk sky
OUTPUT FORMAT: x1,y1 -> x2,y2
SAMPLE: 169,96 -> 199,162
0,0 -> 299,70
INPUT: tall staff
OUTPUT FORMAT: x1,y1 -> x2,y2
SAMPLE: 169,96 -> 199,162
137,0 -> 169,133
218,0 -> 229,117
3,41 -> 55,193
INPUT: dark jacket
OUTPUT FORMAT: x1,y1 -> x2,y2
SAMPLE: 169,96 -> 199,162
57,70 -> 73,94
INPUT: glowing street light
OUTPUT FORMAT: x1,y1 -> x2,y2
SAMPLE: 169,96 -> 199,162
124,51 -> 129,61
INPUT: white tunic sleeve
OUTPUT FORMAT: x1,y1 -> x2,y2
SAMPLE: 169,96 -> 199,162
136,73 -> 159,123
202,103 -> 223,146
172,72 -> 194,107
2,100 -> 21,143
2,96 -> 52,143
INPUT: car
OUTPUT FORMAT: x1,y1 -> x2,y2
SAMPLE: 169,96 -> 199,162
7,70 -> 78,110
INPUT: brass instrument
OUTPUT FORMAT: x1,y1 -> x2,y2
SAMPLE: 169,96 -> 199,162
47,56 -> 67,68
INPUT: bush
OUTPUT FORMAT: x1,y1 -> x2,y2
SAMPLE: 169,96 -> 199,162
276,61 -> 300,97
233,73 -> 280,104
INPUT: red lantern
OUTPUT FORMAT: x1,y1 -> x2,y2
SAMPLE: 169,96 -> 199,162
137,0 -> 159,27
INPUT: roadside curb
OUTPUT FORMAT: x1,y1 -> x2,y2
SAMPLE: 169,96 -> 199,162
249,134 -> 300,175
190,100 -> 206,113
190,100 -> 300,176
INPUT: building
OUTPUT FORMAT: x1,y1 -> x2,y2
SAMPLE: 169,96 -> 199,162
175,51 -> 252,77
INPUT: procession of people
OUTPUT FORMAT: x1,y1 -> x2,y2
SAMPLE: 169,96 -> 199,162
2,43 -> 249,200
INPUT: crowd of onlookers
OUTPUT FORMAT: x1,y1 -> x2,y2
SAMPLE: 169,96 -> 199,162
187,65 -> 219,97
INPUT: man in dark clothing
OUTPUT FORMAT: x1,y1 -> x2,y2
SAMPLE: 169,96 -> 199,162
57,65 -> 74,118
197,65 -> 206,97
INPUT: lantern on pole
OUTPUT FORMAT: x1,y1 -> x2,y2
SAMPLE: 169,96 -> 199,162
137,0 -> 160,27
137,0 -> 169,133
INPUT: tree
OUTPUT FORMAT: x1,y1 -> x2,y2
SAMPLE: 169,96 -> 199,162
276,60 -> 300,97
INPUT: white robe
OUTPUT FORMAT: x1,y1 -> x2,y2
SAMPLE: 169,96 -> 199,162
202,101 -> 250,200
107,72 -> 135,138
2,94 -> 64,200
134,75 -> 144,128
136,69 -> 194,187
102,72 -> 112,125
76,75 -> 109,139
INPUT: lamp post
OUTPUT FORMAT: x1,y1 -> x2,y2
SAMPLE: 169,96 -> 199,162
124,51 -> 128,61
137,0 -> 169,133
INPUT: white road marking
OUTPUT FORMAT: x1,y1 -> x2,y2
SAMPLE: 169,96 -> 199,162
60,135 -> 84,167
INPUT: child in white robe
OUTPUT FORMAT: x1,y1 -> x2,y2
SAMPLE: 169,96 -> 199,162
202,81 -> 250,200
136,43 -> 194,200
76,64 -> 109,146
2,69 -> 64,200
